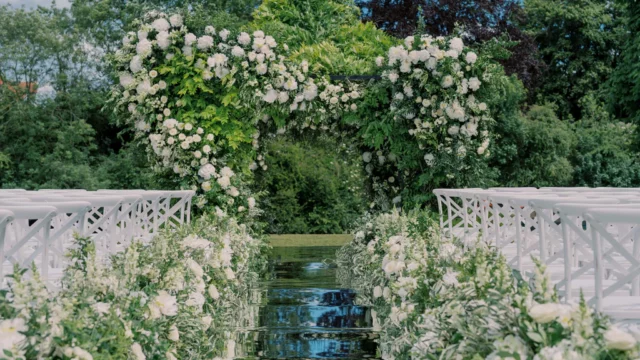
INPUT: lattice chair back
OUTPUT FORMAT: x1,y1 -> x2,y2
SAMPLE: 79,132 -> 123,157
0,205 -> 57,288
584,208 -> 640,321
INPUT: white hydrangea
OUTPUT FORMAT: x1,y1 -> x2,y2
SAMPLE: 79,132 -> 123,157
169,14 -> 183,27
197,35 -> 214,50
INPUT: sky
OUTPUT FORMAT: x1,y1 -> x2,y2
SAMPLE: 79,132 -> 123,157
0,0 -> 70,8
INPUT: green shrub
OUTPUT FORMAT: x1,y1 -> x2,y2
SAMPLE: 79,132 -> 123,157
254,138 -> 367,234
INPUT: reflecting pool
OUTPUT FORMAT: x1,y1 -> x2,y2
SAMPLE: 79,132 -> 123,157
219,244 -> 379,359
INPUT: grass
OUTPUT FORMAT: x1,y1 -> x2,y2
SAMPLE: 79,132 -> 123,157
267,234 -> 353,247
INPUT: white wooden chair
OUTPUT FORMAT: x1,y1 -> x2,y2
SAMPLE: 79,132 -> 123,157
583,208 -> 640,321
0,205 -> 57,286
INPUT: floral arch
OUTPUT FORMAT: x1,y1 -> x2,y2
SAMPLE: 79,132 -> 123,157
110,11 -> 493,216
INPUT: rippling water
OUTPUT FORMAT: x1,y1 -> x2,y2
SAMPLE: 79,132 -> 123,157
219,244 -> 379,359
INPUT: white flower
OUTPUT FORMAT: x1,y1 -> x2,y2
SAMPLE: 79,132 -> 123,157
208,285 -> 220,299
238,32 -> 251,45
362,152 -> 372,163
156,31 -> 171,50
0,318 -> 27,355
449,37 -> 464,54
263,89 -> 278,103
375,56 -> 384,67
69,347 -> 93,360
227,186 -> 240,197
136,39 -> 153,57
219,29 -> 230,41
404,36 -> 415,48
186,292 -> 205,307
130,56 -> 144,73
148,291 -> 178,319
529,303 -> 562,324
231,46 -> 245,57
186,259 -> 204,278
201,315 -> 213,329
169,14 -> 183,27
465,51 -> 477,64
198,164 -> 216,180
256,63 -> 268,75
168,324 -> 180,342
131,343 -> 146,360
224,267 -> 236,280
424,153 -> 435,166
442,75 -> 454,88
152,18 -> 170,32
217,176 -> 231,189
253,30 -> 265,38
205,26 -> 215,35
197,35 -> 214,50
220,166 -> 234,178
387,71 -> 399,83
303,83 -> 318,100
468,77 -> 481,91
92,302 -> 111,315
119,73 -> 134,87
373,286 -> 383,298
604,327 -> 637,350
184,33 -> 197,46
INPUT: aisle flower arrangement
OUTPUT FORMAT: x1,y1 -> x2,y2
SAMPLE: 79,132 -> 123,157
337,210 -> 640,359
0,215 -> 268,359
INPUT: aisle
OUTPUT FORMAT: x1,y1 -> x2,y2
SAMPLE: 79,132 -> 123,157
246,244 -> 379,359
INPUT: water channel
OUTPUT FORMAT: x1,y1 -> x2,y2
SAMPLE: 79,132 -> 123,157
231,244 -> 379,359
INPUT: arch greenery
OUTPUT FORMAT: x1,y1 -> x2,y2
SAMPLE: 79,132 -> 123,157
109,7 -> 512,216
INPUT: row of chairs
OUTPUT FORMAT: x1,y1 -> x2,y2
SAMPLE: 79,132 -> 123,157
433,187 -> 640,323
0,189 -> 195,289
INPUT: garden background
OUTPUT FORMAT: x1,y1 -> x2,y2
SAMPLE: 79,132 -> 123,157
2,0 -> 640,234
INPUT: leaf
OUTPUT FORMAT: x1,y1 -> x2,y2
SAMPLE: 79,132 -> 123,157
527,331 -> 544,343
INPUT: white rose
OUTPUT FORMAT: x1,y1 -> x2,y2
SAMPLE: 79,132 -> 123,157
465,51 -> 477,64
528,303 -> 561,324
604,327 -> 637,350
131,343 -> 146,360
208,285 -> 220,299
373,286 -> 383,298
168,324 -> 179,342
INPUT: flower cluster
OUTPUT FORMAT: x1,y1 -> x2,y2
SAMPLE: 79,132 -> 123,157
0,214 -> 267,359
110,11 -> 359,213
337,210 -> 640,359
375,35 -> 492,173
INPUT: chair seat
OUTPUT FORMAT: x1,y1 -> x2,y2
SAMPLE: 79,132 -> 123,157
601,297 -> 640,320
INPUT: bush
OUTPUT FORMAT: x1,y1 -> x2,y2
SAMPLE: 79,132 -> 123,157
254,138 -> 367,234
571,95 -> 640,187
491,104 -> 576,187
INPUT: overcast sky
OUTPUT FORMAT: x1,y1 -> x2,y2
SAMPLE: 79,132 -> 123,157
0,0 -> 70,8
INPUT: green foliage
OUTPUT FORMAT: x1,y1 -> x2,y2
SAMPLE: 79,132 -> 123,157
524,0 -> 627,120
571,95 -> 640,187
249,0 -> 398,74
254,138 -> 367,234
608,0 -> 640,133
492,104 -> 576,187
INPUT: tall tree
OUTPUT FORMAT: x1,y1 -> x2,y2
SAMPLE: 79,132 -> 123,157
608,0 -> 640,133
355,0 -> 543,92
525,0 -> 627,120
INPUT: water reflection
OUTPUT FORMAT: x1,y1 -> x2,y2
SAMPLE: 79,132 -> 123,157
218,245 -> 379,359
